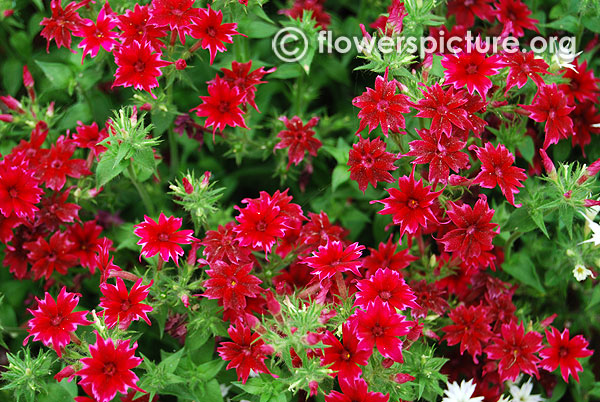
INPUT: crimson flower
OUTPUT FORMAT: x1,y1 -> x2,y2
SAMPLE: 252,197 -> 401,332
412,84 -> 468,137
362,236 -> 417,275
77,333 -> 145,402
347,136 -> 399,193
406,128 -> 470,185
280,0 -> 331,30
299,211 -> 348,247
500,51 -> 549,94
274,116 -> 322,169
495,0 -> 538,37
202,261 -> 263,311
485,321 -> 543,382
75,6 -> 119,62
112,41 -> 171,98
539,327 -> 593,383
0,161 -> 43,220
24,232 -> 78,280
447,0 -> 495,27
520,83 -> 575,149
442,304 -> 493,364
217,323 -> 274,384
218,61 -> 276,111
201,222 -> 251,264
72,122 -> 108,159
439,196 -> 499,266
571,102 -> 600,154
67,220 -> 104,270
325,377 -> 389,402
24,287 -> 91,356
133,213 -> 195,266
471,143 -> 527,207
189,6 -> 244,64
373,168 -> 442,237
37,136 -> 91,191
148,0 -> 198,44
117,4 -> 167,51
559,59 -> 600,104
302,240 -> 365,282
352,69 -> 412,137
441,43 -> 502,99
355,268 -> 418,311
0,214 -> 21,243
321,322 -> 372,381
99,278 -> 154,330
39,0 -> 85,52
191,76 -> 248,136
353,299 -> 412,362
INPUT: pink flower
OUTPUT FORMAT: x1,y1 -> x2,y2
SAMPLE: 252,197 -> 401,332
539,327 -> 594,383
355,268 -> 418,311
133,213 -> 195,266
189,6 -> 244,64
99,278 -> 154,330
321,321 -> 372,381
75,6 -> 119,62
302,240 -> 365,283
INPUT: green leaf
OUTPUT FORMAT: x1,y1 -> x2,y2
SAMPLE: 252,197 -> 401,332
244,21 -> 279,38
502,253 -> 545,294
586,285 -> 600,310
531,210 -> 550,238
331,165 -> 350,192
151,109 -> 176,137
96,152 -> 128,187
133,146 -> 156,173
542,16 -> 581,34
504,207 -> 538,233
582,16 -> 600,33
2,59 -> 23,95
159,349 -> 184,375
35,61 -> 73,89
519,135 -> 535,165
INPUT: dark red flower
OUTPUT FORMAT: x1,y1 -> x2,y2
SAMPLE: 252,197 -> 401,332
559,59 -> 600,104
217,323 -> 274,384
148,0 -> 197,44
117,4 -> 167,51
24,287 -> 91,356
202,261 -> 262,311
325,377 -> 389,402
75,6 -> 119,62
99,278 -> 153,330
299,211 -> 348,247
321,321 -> 372,381
24,232 -> 78,280
67,220 -> 104,270
347,136 -> 399,193
539,327 -> 594,383
411,84 -> 469,137
571,101 -> 600,154
189,6 -> 244,64
442,304 -> 493,363
500,51 -> 549,94
217,61 -> 276,111
201,222 -> 251,263
494,0 -> 538,37
352,69 -> 412,137
72,122 -> 108,159
447,0 -> 495,27
302,241 -> 365,283
39,0 -> 85,52
362,236 -> 417,276
0,161 -> 43,220
280,0 -> 331,30
355,268 -> 418,311
133,213 -> 195,266
37,136 -> 91,191
274,116 -> 322,169
0,213 -> 21,244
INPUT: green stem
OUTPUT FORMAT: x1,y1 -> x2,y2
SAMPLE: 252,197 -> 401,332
504,230 -> 522,260
169,129 -> 179,178
128,163 -> 155,215
295,72 -> 304,117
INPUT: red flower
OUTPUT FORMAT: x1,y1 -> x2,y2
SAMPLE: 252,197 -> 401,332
325,377 -> 389,402
77,333 -> 144,402
191,76 -> 248,136
442,304 -> 493,364
347,136 -> 399,193
133,213 -> 195,266
411,84 -> 469,137
471,142 -> 527,207
24,287 -> 91,356
494,0 -> 538,37
112,41 -> 171,98
201,222 -> 251,264
302,240 -> 365,282
0,214 -> 21,244
447,0 -> 495,27
571,101 -> 600,154
218,60 -> 276,111
202,261 -> 263,311
280,0 -> 331,30
217,323 -> 274,384
75,6 -> 119,62
95,237 -> 121,283
24,232 -> 78,280
67,220 -> 104,270
485,321 -> 543,382
362,236 -> 416,276
0,161 -> 43,220
99,278 -> 154,330
274,116 -> 322,169
439,196 -> 499,267
559,59 -> 600,104
189,6 -> 244,64
321,322 -> 372,381
373,168 -> 442,237
500,51 -> 549,94
520,83 -> 575,149
355,268 -> 418,311
441,41 -> 502,99
37,136 -> 91,191
117,4 -> 167,51
39,0 -> 85,52
539,327 -> 593,383
406,128 -> 470,185
352,69 -> 412,137
148,0 -> 197,44
299,211 -> 348,247
72,122 -> 108,159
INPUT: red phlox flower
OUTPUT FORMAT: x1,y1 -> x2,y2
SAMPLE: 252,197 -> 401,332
37,135 -> 91,191
0,213 -> 21,244
571,101 -> 600,154
280,0 -> 331,30
461,92 -> 488,137
217,323 -> 274,384
494,0 -> 539,37
442,304 -> 493,363
218,60 -> 276,111
441,41 -> 503,99
117,4 -> 167,51
201,222 -> 251,263
352,299 -> 412,362
24,231 -> 78,280
325,377 -> 389,402
202,261 -> 262,311
99,278 -> 154,330
24,287 -> 91,356
67,220 -> 104,270
539,327 -> 594,383
347,136 -> 399,193
77,333 -> 144,402
485,321 -> 543,382
355,268 -> 418,311
39,0 -> 86,52
274,116 -> 322,169
362,235 -> 417,276
133,213 -> 195,266
112,41 -> 171,98
500,51 -> 549,94
447,0 -> 495,27
3,226 -> 34,280
72,121 -> 108,159
406,128 -> 470,185
373,168 -> 442,237
75,6 -> 119,62
191,76 -> 248,136
148,0 -> 197,44
352,69 -> 412,137
520,83 -> 575,149
189,6 -> 244,64
299,211 -> 348,248
10,121 -> 48,168
438,196 -> 499,266
95,237 -> 121,283
559,59 -> 600,104
302,240 -> 365,282
370,0 -> 407,35
412,84 -> 469,137
321,321 -> 372,381
471,142 -> 527,207
0,160 -> 43,220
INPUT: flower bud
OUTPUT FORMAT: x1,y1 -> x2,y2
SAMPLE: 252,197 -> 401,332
182,177 -> 194,194
0,114 -> 13,122
0,95 -> 23,112
175,59 -> 187,70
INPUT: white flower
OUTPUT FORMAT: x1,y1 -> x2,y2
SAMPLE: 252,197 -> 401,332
508,379 -> 544,402
442,379 -> 484,402
573,264 -> 596,282
579,211 -> 600,246
551,50 -> 582,72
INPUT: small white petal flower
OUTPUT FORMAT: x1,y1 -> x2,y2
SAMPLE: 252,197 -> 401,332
508,379 -> 544,402
579,211 -> 600,246
573,264 -> 596,282
552,50 -> 582,72
442,379 -> 484,402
